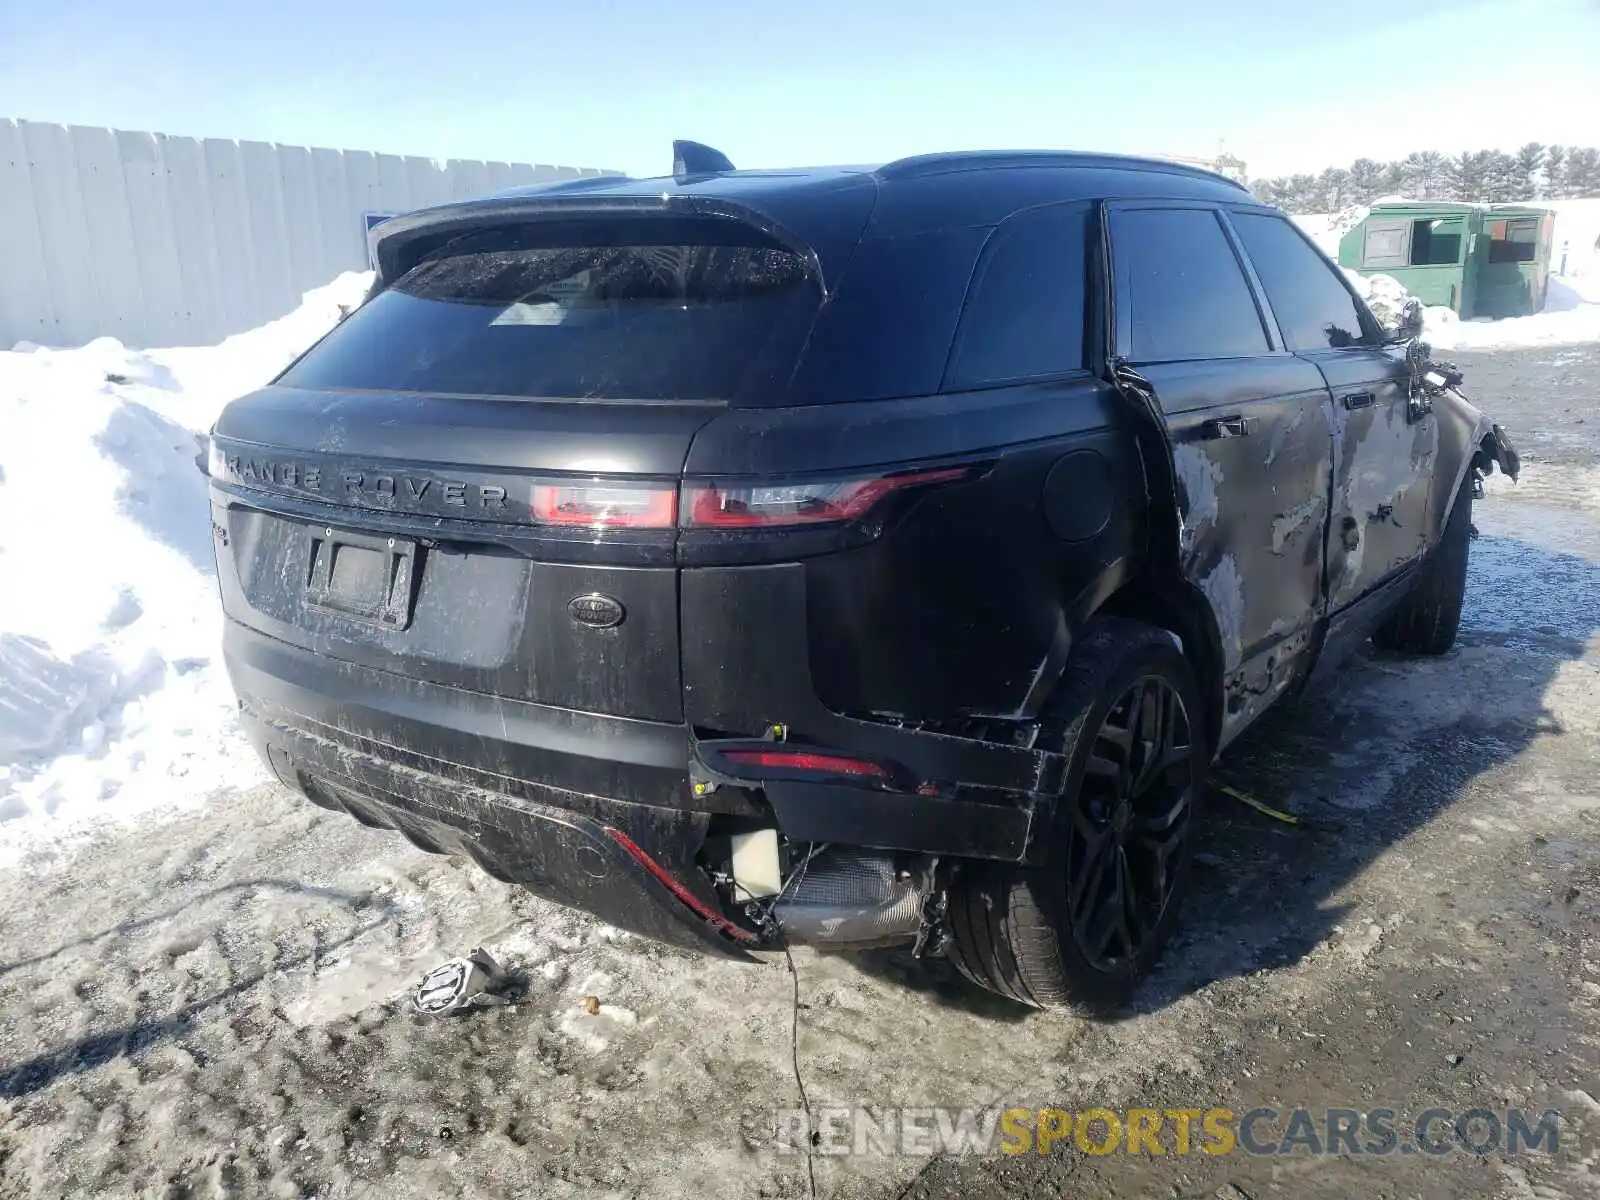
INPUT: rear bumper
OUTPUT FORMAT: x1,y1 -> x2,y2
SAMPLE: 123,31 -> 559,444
245,706 -> 755,956
225,618 -> 1065,948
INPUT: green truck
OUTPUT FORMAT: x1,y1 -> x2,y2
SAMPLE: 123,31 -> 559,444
1338,202 -> 1556,319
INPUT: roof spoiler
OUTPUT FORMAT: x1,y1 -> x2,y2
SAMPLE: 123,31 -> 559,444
368,192 -> 835,295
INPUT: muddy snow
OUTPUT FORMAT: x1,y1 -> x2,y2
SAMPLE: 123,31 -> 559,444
2,327 -> 1598,1197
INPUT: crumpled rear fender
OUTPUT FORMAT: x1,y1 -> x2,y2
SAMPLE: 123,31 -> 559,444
1430,386 -> 1519,538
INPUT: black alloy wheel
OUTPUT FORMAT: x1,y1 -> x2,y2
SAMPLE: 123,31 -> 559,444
946,619 -> 1208,1010
1067,675 -> 1195,971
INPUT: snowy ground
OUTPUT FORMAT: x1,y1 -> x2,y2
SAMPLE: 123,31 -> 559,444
1,290 -> 1598,1197
0,273 -> 370,866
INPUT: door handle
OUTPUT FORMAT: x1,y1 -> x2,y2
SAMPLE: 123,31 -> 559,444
1199,415 -> 1256,440
1342,391 -> 1377,410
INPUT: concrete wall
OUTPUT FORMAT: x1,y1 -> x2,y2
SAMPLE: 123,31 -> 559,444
0,119 -> 617,349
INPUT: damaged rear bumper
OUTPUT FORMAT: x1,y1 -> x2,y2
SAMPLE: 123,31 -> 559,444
243,710 -> 761,957
225,620 -> 1066,952
689,737 -> 1052,861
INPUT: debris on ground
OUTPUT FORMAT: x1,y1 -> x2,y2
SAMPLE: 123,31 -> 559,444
412,948 -> 508,1016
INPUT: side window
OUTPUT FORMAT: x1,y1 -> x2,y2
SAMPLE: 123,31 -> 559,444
1231,211 -> 1373,351
1111,208 -> 1269,362
946,203 -> 1088,388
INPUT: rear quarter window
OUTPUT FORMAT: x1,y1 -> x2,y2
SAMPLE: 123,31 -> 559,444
945,202 -> 1090,389
784,226 -> 992,404
278,222 -> 820,402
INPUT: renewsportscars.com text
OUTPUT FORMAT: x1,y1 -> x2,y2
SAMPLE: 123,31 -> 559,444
771,1106 -> 1563,1158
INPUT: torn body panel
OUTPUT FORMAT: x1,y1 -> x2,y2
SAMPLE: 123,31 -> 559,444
1130,359 -> 1334,749
1431,386 -> 1521,527
1312,345 -> 1437,613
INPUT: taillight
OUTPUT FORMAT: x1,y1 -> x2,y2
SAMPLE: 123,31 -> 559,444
721,749 -> 890,779
531,482 -> 677,529
682,467 -> 969,529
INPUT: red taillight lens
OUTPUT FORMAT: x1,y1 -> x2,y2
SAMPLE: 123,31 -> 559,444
532,482 -> 677,529
682,467 -> 969,529
721,749 -> 890,779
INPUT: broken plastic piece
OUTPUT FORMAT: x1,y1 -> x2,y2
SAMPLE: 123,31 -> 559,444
731,829 -> 782,899
412,948 -> 506,1015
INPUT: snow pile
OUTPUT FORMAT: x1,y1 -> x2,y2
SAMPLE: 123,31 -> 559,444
1341,268 -> 1414,330
1293,205 -> 1371,257
1543,198 -> 1600,279
1336,257 -> 1600,351
0,272 -> 372,864
148,272 -> 372,415
1422,288 -> 1600,350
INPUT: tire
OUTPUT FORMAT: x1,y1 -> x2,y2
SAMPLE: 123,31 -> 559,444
946,619 -> 1208,1011
1372,483 -> 1471,656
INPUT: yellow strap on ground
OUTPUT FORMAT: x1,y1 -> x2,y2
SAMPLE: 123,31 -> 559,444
1214,784 -> 1302,826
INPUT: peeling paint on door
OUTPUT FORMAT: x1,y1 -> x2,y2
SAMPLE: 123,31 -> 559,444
1271,495 -> 1327,556
1200,554 -> 1246,670
1173,443 -> 1223,561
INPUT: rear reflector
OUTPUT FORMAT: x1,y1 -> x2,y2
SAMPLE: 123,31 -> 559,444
721,749 -> 890,779
532,482 -> 677,529
683,467 -> 969,528
602,826 -> 759,943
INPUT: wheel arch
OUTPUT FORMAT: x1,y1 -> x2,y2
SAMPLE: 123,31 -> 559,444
1084,573 -> 1227,760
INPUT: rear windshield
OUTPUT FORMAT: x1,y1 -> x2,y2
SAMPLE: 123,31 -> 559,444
278,221 -> 821,402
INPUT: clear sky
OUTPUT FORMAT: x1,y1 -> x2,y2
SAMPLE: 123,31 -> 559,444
3,0 -> 1596,180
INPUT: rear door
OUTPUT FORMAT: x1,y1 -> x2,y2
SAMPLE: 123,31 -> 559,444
210,218 -> 825,725
1226,209 -> 1435,615
1106,202 -> 1335,743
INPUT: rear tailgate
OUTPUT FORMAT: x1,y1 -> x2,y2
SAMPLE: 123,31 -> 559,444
210,389 -> 703,722
210,213 -> 828,732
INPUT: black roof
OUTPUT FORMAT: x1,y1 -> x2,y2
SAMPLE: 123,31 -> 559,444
492,149 -> 1247,210
874,149 -> 1246,187
370,149 -> 1257,289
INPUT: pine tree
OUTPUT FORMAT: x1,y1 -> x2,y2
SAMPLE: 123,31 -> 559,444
1562,147 -> 1600,198
1255,143 -> 1600,213
1347,158 -> 1384,204
1250,177 -> 1286,207
1398,153 -> 1426,197
1483,150 -> 1522,203
1379,160 -> 1409,197
1513,142 -> 1546,198
1285,174 -> 1318,213
1450,151 -> 1495,202
1408,151 -> 1451,200
1316,167 -> 1354,210
1545,145 -> 1568,198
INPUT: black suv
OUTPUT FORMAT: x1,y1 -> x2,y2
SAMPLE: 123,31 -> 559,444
207,145 -> 1517,1008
